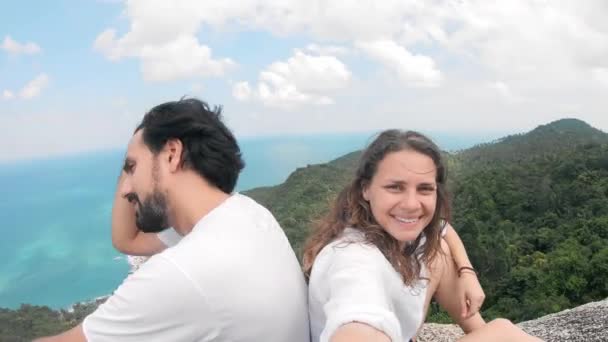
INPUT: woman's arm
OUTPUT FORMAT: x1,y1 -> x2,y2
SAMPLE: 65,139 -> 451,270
442,222 -> 485,319
442,222 -> 473,269
111,172 -> 166,256
316,242 -> 403,341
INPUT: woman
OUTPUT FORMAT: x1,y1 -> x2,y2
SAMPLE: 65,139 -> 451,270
303,130 -> 541,342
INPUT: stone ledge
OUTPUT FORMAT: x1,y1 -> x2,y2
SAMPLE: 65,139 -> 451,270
417,298 -> 608,342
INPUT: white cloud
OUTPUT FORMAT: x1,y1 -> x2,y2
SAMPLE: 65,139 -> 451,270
305,44 -> 350,56
357,39 -> 441,87
1,74 -> 50,101
97,1 -> 608,92
1,36 -> 41,55
94,31 -> 235,81
19,74 -> 49,99
92,0 -> 241,82
6,0 -> 608,162
239,0 -> 421,41
2,90 -> 15,100
233,50 -> 351,108
437,1 -> 608,82
489,81 -> 524,103
489,81 -> 512,98
93,1 -> 430,83
592,68 -> 608,87
232,81 -> 252,101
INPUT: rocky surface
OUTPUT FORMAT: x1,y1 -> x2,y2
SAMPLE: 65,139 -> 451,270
417,298 -> 608,342
417,323 -> 464,342
518,299 -> 608,342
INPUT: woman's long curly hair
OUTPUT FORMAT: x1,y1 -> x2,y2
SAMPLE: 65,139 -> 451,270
302,129 -> 451,285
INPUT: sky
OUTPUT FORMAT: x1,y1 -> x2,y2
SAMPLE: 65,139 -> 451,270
1,0 -> 608,162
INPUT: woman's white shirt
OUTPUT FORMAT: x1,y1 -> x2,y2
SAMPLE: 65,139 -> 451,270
308,228 -> 429,342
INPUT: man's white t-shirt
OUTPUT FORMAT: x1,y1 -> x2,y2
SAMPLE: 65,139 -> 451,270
157,226 -> 182,247
83,193 -> 310,342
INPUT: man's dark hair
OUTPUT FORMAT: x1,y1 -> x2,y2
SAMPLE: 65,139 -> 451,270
136,98 -> 245,193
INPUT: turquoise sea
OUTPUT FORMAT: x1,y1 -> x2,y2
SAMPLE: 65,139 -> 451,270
0,132 -> 489,309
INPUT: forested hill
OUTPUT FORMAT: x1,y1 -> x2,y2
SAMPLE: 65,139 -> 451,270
447,120 -> 608,321
453,118 -> 608,168
245,118 -> 608,322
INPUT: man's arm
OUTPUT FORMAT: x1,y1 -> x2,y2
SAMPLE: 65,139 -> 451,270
33,324 -> 86,342
442,222 -> 486,319
111,172 -> 166,256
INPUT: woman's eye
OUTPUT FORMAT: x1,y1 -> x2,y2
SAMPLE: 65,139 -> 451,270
419,187 -> 436,194
385,184 -> 402,191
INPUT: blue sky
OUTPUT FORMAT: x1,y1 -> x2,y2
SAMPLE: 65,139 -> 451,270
2,0 -> 608,162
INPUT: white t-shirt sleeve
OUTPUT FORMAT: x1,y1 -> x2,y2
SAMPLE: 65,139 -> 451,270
83,255 -> 216,342
438,219 -> 448,237
320,244 -> 402,342
156,227 -> 182,247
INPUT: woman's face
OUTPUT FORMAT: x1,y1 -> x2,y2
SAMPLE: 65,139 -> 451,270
363,149 -> 437,244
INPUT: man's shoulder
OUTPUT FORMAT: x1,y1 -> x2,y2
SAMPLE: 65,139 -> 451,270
201,193 -> 277,227
160,194 -> 282,267
161,192 -> 295,281
227,193 -> 277,222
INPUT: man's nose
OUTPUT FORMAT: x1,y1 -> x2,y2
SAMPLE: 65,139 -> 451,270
119,176 -> 133,198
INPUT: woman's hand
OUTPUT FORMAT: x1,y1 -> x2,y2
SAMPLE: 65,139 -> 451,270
458,271 -> 485,318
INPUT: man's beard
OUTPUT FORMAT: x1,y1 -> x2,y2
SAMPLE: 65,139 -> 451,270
133,190 -> 170,233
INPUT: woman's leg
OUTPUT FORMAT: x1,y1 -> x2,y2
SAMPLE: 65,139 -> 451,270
457,319 -> 543,342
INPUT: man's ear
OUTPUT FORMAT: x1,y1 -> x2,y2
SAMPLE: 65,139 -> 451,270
164,139 -> 184,172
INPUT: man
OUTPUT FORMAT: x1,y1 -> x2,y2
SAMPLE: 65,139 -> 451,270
36,98 -> 310,341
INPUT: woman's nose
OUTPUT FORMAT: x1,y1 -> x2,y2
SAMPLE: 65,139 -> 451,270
399,190 -> 421,211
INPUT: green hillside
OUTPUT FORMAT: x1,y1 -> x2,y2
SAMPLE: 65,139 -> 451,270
449,121 -> 608,321
454,118 -> 608,167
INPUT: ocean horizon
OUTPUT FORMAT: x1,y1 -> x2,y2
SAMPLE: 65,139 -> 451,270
0,131 -> 494,309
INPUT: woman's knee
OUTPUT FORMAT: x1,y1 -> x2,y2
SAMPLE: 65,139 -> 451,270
486,318 -> 516,331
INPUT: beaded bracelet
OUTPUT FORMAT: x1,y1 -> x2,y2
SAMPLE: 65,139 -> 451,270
458,266 -> 477,277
